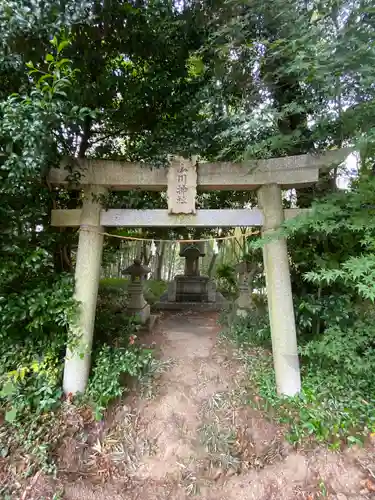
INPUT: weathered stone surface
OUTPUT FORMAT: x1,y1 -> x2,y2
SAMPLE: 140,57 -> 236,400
167,157 -> 197,214
51,208 -> 309,228
126,281 -> 148,311
175,275 -> 210,302
167,280 -> 177,302
236,284 -> 252,311
154,294 -> 227,312
131,303 -> 150,325
122,259 -> 151,324
258,183 -> 301,396
176,243 -> 208,300
63,185 -> 107,395
235,261 -> 248,274
179,241 -> 205,256
234,260 -> 255,315
235,261 -> 249,287
49,149 -> 351,190
207,280 -> 217,302
123,259 -> 150,280
182,247 -> 201,276
157,240 -> 225,311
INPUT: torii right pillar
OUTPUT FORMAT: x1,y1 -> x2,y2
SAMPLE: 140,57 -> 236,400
258,183 -> 301,396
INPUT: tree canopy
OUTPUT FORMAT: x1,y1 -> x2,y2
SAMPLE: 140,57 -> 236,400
1,0 -> 375,489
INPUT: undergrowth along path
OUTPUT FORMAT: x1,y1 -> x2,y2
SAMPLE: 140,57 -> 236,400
62,311 -> 372,500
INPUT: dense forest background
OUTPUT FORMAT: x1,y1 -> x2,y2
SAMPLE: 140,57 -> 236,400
1,0 -> 375,488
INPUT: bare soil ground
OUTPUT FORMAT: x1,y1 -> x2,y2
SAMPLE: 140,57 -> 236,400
22,311 -> 375,499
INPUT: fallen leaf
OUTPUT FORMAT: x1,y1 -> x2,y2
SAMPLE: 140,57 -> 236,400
366,479 -> 375,492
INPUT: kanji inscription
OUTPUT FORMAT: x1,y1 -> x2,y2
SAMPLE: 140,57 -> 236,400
167,158 -> 197,214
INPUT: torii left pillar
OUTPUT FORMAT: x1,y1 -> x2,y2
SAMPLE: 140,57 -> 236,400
63,185 -> 106,395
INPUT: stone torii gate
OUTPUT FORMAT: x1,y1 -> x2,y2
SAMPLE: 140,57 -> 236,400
49,149 -> 350,398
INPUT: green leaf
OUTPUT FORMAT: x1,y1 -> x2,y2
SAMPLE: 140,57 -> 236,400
347,435 -> 362,445
38,74 -> 54,84
5,407 -> 17,423
1,380 -> 15,397
31,360 -> 40,373
56,58 -> 72,68
45,54 -> 54,62
57,40 -> 70,54
310,10 -> 320,22
187,55 -> 205,77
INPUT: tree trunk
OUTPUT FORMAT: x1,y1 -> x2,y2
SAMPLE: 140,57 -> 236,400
167,244 -> 176,281
156,241 -> 166,280
52,120 -> 92,274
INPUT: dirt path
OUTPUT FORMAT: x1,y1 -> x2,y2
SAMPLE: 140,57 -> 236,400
63,312 -> 371,500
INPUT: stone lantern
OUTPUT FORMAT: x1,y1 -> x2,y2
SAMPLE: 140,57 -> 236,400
235,260 -> 252,317
122,259 -> 151,324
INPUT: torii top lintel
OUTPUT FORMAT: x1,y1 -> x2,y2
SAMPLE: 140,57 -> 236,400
48,149 -> 351,191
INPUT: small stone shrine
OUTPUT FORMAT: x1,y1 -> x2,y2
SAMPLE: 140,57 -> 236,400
122,259 -> 151,324
156,242 -> 227,311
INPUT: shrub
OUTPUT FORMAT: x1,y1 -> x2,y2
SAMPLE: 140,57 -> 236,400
0,275 -> 156,473
99,277 -> 167,305
90,282 -> 156,417
0,272 -> 75,424
228,313 -> 271,349
216,263 -> 238,297
0,274 -> 73,476
300,316 -> 375,389
295,292 -> 354,342
145,279 -> 168,304
88,344 -> 153,419
222,294 -> 375,446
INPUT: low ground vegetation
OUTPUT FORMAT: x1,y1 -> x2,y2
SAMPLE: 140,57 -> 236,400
0,282 -> 159,497
222,298 -> 375,448
219,173 -> 375,449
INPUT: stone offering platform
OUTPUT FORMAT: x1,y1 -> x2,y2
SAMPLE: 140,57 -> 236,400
154,292 -> 228,312
154,242 -> 228,312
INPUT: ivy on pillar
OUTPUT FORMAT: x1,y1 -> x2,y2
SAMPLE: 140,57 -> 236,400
63,185 -> 107,395
258,183 -> 301,396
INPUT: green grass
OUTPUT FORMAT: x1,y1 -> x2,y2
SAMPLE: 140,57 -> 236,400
99,278 -> 167,304
100,277 -> 129,289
